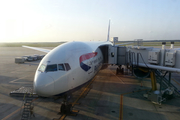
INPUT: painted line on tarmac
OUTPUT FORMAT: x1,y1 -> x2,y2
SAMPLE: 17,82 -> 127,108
60,76 -> 97,120
2,97 -> 38,120
60,115 -> 66,120
72,76 -> 97,107
172,78 -> 180,86
9,73 -> 33,84
2,106 -> 24,120
119,89 -> 148,120
120,94 -> 123,120
9,76 -> 28,83
108,69 -> 125,84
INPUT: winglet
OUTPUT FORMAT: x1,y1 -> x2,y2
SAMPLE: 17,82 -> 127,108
107,19 -> 110,41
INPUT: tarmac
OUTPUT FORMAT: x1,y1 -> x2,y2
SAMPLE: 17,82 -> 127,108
0,47 -> 180,120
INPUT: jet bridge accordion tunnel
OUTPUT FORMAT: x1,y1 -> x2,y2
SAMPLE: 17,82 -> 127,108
99,45 -> 109,64
98,45 -> 109,69
107,45 -> 152,78
99,45 -> 129,70
107,42 -> 180,104
100,42 -> 180,78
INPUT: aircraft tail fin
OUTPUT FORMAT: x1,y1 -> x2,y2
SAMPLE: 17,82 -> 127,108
107,19 -> 110,41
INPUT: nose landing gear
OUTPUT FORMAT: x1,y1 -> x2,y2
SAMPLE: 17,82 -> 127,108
60,101 -> 72,115
59,94 -> 78,117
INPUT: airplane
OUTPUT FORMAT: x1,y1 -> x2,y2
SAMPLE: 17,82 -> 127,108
23,21 -> 113,97
22,21 -> 180,107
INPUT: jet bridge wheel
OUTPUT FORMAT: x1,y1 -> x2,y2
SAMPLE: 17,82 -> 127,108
60,103 -> 66,114
116,67 -> 124,75
162,91 -> 174,100
116,68 -> 119,75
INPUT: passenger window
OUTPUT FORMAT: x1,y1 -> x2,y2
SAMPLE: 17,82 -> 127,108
65,63 -> 71,71
58,64 -> 65,71
45,64 -> 57,72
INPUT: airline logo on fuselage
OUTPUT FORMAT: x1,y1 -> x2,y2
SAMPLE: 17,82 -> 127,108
79,52 -> 98,72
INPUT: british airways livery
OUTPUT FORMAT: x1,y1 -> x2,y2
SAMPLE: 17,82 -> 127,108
80,52 -> 98,72
23,22 -> 112,97
23,41 -> 112,97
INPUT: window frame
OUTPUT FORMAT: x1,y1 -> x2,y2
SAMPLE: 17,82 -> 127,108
58,64 -> 65,71
45,64 -> 58,72
64,63 -> 71,71
38,64 -> 46,72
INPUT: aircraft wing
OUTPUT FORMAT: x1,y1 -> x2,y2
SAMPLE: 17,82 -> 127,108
22,46 -> 51,53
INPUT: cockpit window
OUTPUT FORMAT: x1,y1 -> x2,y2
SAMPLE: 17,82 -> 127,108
58,64 -> 65,71
45,64 -> 57,72
65,63 -> 71,71
38,64 -> 46,72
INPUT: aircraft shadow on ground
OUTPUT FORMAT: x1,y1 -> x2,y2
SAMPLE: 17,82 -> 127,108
0,75 -> 33,99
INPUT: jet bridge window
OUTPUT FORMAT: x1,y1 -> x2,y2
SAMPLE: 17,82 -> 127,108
111,52 -> 114,57
45,64 -> 57,72
65,63 -> 71,71
58,64 -> 65,71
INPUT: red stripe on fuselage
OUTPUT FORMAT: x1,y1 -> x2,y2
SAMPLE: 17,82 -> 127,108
79,52 -> 98,63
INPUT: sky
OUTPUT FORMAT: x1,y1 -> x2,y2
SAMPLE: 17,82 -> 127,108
0,0 -> 180,42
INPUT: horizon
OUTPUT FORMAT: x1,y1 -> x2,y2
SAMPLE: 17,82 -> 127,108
1,39 -> 180,44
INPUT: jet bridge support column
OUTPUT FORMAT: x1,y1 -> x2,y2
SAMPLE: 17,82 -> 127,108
129,52 -> 134,76
160,42 -> 166,66
150,71 -> 157,91
169,72 -> 171,86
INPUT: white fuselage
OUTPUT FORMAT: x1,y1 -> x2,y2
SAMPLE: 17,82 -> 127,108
34,41 -> 110,97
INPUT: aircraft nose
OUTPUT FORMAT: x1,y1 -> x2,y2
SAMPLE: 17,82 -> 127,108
33,73 -> 54,97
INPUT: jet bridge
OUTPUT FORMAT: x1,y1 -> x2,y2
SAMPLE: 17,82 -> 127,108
108,46 -> 127,65
126,42 -> 180,72
108,42 -> 180,73
101,41 -> 180,74
107,41 -> 180,104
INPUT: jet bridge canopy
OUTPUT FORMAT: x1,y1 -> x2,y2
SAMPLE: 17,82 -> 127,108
99,45 -> 109,63
99,45 -> 127,65
108,46 -> 127,65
